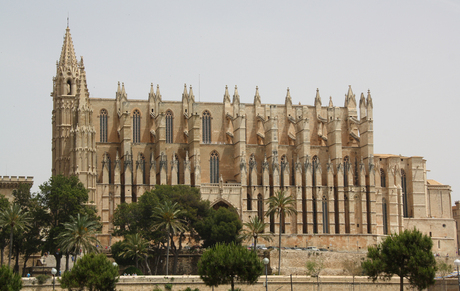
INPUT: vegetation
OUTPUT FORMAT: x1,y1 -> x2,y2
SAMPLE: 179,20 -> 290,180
152,200 -> 187,275
195,207 -> 242,247
0,265 -> 22,291
198,242 -> 263,291
124,265 -> 143,275
60,253 -> 119,291
265,190 -> 297,275
35,274 -> 51,285
38,174 -> 97,273
119,233 -> 150,270
239,216 -> 273,253
56,213 -> 101,260
362,228 -> 437,291
306,252 -> 325,290
0,203 -> 31,267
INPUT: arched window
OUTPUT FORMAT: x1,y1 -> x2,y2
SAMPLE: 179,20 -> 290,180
139,153 -> 146,184
247,193 -> 252,211
382,198 -> 388,235
257,194 -> 264,220
322,196 -> 328,233
175,154 -> 180,184
133,109 -> 141,143
401,169 -> 408,217
202,110 -> 211,144
100,109 -> 108,143
380,169 -> 386,187
210,151 -> 219,183
312,156 -> 319,234
166,110 -> 173,144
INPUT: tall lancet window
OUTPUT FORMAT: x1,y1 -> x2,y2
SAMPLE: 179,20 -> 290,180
140,153 -> 146,184
312,156 -> 319,234
401,169 -> 408,217
382,197 -> 388,235
133,109 -> 141,143
202,110 -> 211,144
210,150 -> 219,183
257,194 -> 264,220
175,154 -> 180,184
322,196 -> 328,233
100,109 -> 108,143
166,110 -> 173,144
380,169 -> 386,187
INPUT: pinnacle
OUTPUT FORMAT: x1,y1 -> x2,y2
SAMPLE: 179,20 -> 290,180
59,27 -> 78,68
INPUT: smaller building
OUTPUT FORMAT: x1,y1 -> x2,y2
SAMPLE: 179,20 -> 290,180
0,176 -> 34,201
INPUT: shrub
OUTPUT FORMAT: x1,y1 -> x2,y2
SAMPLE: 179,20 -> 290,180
0,265 -> 22,291
124,266 -> 143,275
36,274 -> 51,285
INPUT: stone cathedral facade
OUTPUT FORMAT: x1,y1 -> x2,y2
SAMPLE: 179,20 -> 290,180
51,27 -> 456,252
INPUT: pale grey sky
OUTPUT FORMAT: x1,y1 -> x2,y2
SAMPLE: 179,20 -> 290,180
1,0 -> 459,202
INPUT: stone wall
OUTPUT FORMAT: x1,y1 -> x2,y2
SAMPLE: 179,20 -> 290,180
21,275 -> 457,291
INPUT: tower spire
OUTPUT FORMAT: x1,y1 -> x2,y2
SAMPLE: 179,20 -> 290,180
59,27 -> 78,68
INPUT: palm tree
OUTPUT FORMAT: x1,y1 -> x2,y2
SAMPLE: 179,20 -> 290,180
239,216 -> 273,253
151,200 -> 187,276
0,203 -> 31,267
119,233 -> 149,270
265,190 -> 297,275
56,214 -> 100,260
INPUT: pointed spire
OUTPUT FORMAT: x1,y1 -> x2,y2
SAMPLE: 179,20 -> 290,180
285,87 -> 292,107
156,84 -> 162,101
182,83 -> 188,99
121,82 -> 127,100
148,83 -> 155,101
315,88 -> 322,106
223,85 -> 231,103
329,96 -> 333,108
233,85 -> 240,104
359,92 -> 366,120
347,85 -> 353,97
366,90 -> 373,108
253,86 -> 261,106
189,85 -> 194,100
59,27 -> 78,68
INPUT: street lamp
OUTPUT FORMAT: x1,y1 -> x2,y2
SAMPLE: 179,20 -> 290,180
51,268 -> 57,291
263,257 -> 269,291
454,259 -> 460,290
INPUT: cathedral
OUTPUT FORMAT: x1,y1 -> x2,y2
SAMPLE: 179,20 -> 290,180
51,27 -> 456,252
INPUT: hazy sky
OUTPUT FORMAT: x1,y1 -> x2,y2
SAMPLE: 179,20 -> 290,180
1,0 -> 459,203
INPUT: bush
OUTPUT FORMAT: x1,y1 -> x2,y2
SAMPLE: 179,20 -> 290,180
0,265 -> 22,291
112,240 -> 136,266
60,253 -> 119,291
180,288 -> 200,291
124,266 -> 143,275
36,274 -> 51,285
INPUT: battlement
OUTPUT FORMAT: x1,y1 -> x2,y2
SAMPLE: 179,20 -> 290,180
0,176 -> 34,188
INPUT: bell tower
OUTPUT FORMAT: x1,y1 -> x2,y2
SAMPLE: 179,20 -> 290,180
51,26 -> 97,201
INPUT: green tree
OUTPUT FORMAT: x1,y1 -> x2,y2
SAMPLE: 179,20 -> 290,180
0,265 -> 22,291
198,242 -> 263,291
38,175 -> 94,273
119,233 -> 149,270
306,252 -> 325,290
362,228 -> 437,291
0,195 -> 10,266
151,200 -> 187,275
239,216 -> 273,253
12,183 -> 47,274
56,213 -> 101,260
265,190 -> 297,275
60,253 -> 119,291
195,207 -> 242,248
0,203 -> 31,267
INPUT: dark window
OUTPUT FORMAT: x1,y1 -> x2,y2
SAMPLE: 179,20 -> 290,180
401,169 -> 408,217
312,156 -> 319,234
100,109 -> 108,143
247,193 -> 252,211
105,152 -> 111,184
380,169 -> 386,187
322,196 -> 328,233
202,110 -> 211,144
210,151 -> 219,183
280,155 -> 287,188
257,194 -> 264,220
133,109 -> 141,143
166,110 -> 173,144
382,198 -> 388,235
